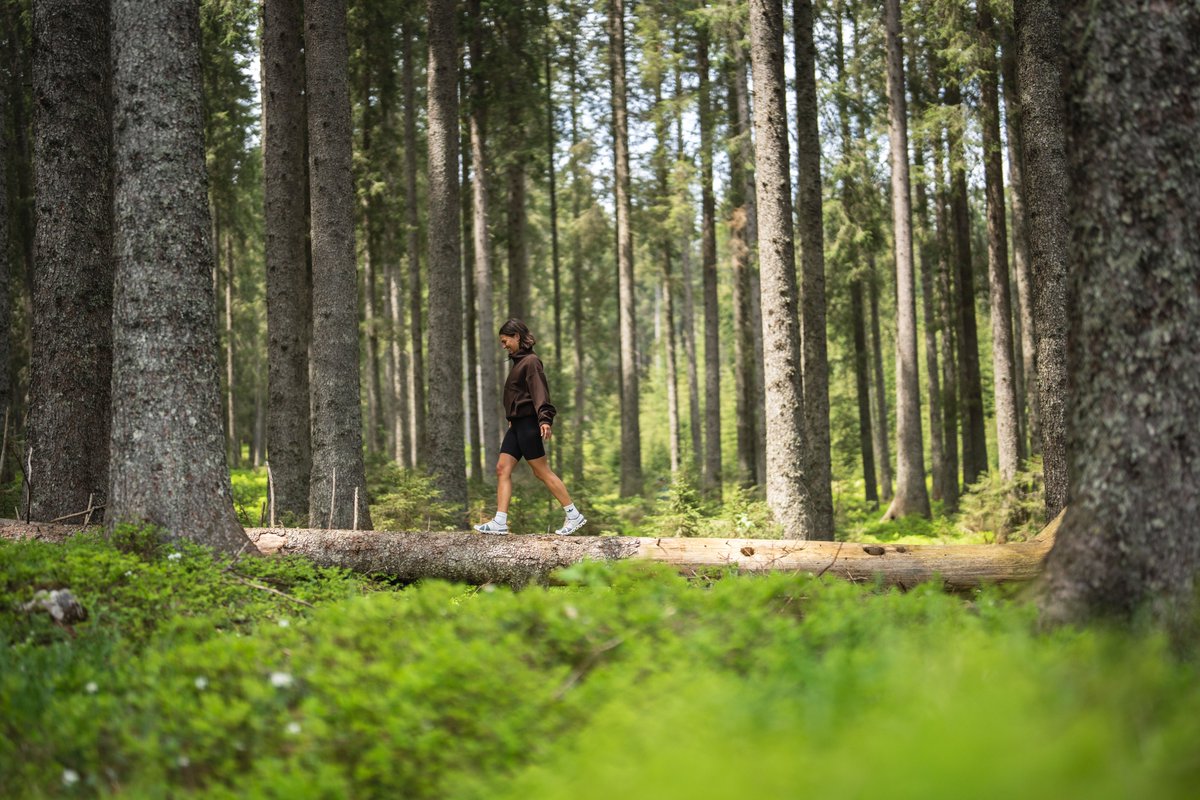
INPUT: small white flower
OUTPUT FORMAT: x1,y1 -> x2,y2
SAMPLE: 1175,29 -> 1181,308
85,681 -> 98,694
194,677 -> 208,691
62,769 -> 80,786
167,552 -> 182,561
124,570 -> 133,577
269,672 -> 293,688
286,722 -> 302,735
563,605 -> 579,620
277,618 -> 290,628
177,755 -> 190,768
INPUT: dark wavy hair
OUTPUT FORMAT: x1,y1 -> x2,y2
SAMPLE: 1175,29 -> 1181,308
498,318 -> 536,350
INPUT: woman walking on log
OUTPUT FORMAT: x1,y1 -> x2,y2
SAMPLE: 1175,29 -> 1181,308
475,318 -> 587,536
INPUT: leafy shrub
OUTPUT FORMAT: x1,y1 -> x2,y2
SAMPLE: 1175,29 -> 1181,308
230,468 -> 269,527
959,456 -> 1047,543
366,458 -> 465,531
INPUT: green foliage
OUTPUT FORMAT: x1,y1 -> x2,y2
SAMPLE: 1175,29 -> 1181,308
2,537 -> 1198,798
367,457 -> 466,531
959,457 -> 1047,543
230,468 -> 269,526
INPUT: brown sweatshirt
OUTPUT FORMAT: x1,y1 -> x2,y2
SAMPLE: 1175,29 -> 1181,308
503,349 -> 556,426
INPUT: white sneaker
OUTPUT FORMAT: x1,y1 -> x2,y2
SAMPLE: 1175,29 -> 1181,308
474,519 -> 509,535
554,515 -> 587,536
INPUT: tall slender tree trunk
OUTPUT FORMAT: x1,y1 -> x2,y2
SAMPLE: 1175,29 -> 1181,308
360,113 -> 384,457
224,235 -> 238,466
978,0 -> 1021,482
726,49 -> 757,488
1039,0 -> 1200,625
696,28 -> 721,498
462,125 -> 481,483
108,0 -> 249,552
505,160 -> 529,322
263,0 -> 311,521
0,80 -> 10,478
654,72 -> 681,477
869,263 -> 893,502
933,123 -> 960,511
547,54 -> 563,478
402,19 -> 427,469
28,0 -> 113,522
306,0 -> 371,530
425,0 -> 467,514
1001,31 -> 1039,456
748,0 -> 820,538
1014,0 -> 1069,517
674,51 -> 702,480
609,0 -> 641,497
834,2 -> 876,505
568,38 -> 585,486
468,0 -> 500,481
793,0 -> 833,535
946,77 -> 988,485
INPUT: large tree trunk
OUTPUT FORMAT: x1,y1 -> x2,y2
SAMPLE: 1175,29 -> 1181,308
748,0 -> 825,539
881,0 -> 930,520
108,0 -> 250,554
306,0 -> 371,530
793,0 -> 833,536
28,0 -> 113,522
425,0 -> 467,515
263,0 -> 311,522
402,20 -> 427,469
1014,0 -> 1069,518
697,28 -> 722,499
1001,30 -> 1039,456
946,77 -> 988,486
978,0 -> 1021,482
1039,0 -> 1200,625
2,517 -> 1059,593
609,0 -> 642,497
467,0 -> 501,481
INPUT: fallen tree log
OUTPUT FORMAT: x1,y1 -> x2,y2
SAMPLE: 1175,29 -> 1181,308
1,514 -> 1060,590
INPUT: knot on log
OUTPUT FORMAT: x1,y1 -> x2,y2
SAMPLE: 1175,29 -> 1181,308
862,545 -> 886,556
740,546 -> 755,557
21,589 -> 88,625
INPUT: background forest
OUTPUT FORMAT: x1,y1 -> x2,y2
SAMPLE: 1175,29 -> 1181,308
3,0 -> 1052,542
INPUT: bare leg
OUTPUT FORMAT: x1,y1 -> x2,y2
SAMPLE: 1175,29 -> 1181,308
496,454 -> 517,513
527,457 -> 572,506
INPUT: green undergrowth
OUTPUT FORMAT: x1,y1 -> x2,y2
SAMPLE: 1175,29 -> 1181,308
2,533 -> 1198,798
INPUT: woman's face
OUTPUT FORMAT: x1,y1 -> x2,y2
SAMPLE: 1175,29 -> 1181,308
499,333 -> 520,354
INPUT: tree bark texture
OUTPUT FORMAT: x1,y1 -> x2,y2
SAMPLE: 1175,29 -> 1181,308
793,0 -> 833,536
402,20 -> 426,469
1014,0 -> 1069,518
568,41 -> 585,486
674,60 -> 702,480
1039,0 -> 1200,624
223,236 -> 237,466
263,0 -> 311,522
697,29 -> 721,498
505,159 -> 529,323
881,0 -> 930,520
609,0 -> 642,497
653,77 -> 681,477
933,125 -> 960,512
462,134 -> 481,483
0,80 -> 9,460
425,0 -> 467,514
108,0 -> 250,554
305,0 -> 371,530
1001,31 -> 1039,456
2,517 -> 1060,593
748,0 -> 825,539
28,0 -> 113,522
468,0 -> 501,481
978,0 -> 1021,482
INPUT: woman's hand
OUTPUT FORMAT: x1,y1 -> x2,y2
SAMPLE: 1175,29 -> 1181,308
540,423 -> 552,440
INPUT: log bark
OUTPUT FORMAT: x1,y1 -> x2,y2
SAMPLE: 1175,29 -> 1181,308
0,516 -> 1059,591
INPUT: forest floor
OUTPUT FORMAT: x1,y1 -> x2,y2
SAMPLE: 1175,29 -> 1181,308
2,528 -> 1197,798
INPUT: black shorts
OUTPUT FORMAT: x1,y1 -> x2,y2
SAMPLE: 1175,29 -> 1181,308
500,415 -> 546,462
